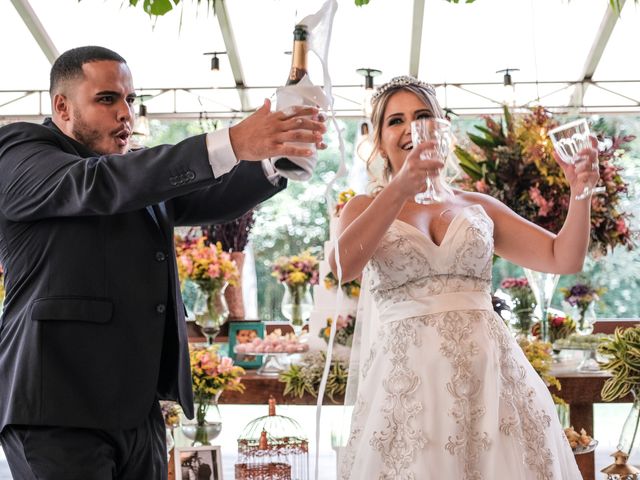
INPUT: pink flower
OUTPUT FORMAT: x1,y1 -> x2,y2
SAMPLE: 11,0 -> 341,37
208,263 -> 220,278
179,255 -> 193,275
336,315 -> 349,330
475,180 -> 489,193
529,187 -> 554,217
616,218 -> 628,235
218,357 -> 234,375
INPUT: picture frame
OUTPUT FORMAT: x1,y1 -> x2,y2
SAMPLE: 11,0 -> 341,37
228,320 -> 264,369
175,444 -> 223,480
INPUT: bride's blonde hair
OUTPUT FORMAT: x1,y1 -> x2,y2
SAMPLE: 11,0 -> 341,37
367,76 -> 444,194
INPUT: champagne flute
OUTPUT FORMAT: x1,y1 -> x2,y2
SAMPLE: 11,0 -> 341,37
411,118 -> 454,204
548,119 -> 605,200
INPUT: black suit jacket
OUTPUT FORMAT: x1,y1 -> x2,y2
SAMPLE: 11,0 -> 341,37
0,119 -> 285,431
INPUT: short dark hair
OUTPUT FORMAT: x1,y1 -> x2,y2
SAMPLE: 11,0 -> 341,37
49,46 -> 127,95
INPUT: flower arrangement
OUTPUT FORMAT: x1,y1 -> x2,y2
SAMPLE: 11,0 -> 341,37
598,327 -> 640,402
532,313 -> 576,343
560,283 -> 606,310
190,344 -> 245,425
318,314 -> 356,347
500,277 -> 536,335
518,338 -> 565,405
455,105 -> 634,257
560,282 -> 606,333
279,351 -> 348,403
334,188 -> 356,217
175,235 -> 239,291
271,250 -> 319,287
323,272 -> 361,298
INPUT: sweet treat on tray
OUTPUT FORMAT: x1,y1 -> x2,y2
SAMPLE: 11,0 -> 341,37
554,333 -> 612,350
234,329 -> 309,354
564,426 -> 593,449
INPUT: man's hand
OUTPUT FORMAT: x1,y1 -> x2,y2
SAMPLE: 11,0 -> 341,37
229,99 -> 327,161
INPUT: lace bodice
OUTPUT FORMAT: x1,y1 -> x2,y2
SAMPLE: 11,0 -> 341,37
364,204 -> 495,306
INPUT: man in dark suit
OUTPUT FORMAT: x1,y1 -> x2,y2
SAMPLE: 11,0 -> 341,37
0,46 -> 326,479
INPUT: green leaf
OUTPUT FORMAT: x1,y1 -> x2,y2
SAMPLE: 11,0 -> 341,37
468,132 -> 496,150
355,0 -> 371,5
143,0 -> 176,16
454,147 -> 483,179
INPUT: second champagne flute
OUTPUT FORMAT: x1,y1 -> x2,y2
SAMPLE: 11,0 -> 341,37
410,117 -> 453,204
548,119 -> 604,200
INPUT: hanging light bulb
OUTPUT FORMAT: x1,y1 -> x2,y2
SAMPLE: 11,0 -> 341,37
356,68 -> 382,117
204,51 -> 227,87
496,68 -> 519,107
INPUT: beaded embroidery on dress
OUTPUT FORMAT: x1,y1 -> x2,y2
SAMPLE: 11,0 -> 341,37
338,204 -> 582,480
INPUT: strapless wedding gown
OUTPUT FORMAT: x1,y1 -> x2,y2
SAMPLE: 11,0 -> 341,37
338,204 -> 582,480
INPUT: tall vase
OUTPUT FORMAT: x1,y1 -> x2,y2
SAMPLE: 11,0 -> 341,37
281,283 -> 313,336
225,251 -> 245,320
180,393 -> 223,446
618,393 -> 640,465
195,283 -> 229,344
523,268 -> 560,344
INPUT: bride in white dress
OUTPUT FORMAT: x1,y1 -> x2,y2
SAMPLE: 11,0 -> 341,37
331,76 -> 599,479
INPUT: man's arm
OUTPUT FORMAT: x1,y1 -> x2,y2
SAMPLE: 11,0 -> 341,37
0,122 -> 217,221
167,160 -> 286,226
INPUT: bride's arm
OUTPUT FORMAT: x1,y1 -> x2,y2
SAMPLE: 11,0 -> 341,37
328,142 -> 435,282
475,142 -> 599,274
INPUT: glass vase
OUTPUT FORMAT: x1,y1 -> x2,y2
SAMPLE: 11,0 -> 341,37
523,268 -> 560,344
618,393 -> 640,465
281,283 -> 313,336
195,283 -> 229,345
282,283 -> 313,336
181,396 -> 223,446
575,301 -> 597,336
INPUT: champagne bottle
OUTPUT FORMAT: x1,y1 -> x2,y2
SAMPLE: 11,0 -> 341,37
275,24 -> 311,172
286,24 -> 309,85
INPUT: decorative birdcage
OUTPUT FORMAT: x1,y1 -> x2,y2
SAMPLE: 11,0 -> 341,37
235,397 -> 309,480
601,450 -> 640,479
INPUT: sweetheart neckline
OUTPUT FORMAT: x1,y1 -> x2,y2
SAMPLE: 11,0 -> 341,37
392,204 -> 482,248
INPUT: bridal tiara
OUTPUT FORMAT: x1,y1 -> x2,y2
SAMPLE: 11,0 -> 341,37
371,75 -> 436,102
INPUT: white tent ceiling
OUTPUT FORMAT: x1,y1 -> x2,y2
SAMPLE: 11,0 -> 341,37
1,0 -> 639,120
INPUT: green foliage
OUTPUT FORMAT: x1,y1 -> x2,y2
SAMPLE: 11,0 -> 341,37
599,326 -> 640,401
278,351 -> 348,403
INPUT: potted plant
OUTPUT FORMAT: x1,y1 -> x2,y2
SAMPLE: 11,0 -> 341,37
599,327 -> 640,462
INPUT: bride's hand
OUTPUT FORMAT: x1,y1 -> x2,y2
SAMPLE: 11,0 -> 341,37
553,136 -> 600,197
390,141 -> 445,199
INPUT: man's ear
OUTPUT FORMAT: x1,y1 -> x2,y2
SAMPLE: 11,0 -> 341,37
52,93 -> 70,121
